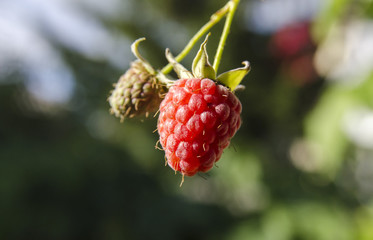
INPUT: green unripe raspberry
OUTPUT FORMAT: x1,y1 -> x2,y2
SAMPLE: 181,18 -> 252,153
108,60 -> 167,121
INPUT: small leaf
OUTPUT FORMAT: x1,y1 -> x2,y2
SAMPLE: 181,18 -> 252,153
131,38 -> 155,74
216,61 -> 251,90
192,34 -> 216,79
165,49 -> 193,79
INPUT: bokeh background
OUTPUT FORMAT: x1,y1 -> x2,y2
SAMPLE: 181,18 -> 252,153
1,0 -> 373,239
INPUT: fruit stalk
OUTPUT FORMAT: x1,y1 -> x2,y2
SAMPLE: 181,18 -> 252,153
213,0 -> 240,73
160,1 -> 231,75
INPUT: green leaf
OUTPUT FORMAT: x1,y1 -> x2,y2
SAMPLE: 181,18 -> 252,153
165,48 -> 193,79
216,61 -> 251,90
192,34 -> 216,79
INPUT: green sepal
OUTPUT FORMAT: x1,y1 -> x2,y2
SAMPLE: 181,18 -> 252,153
216,61 -> 251,90
165,48 -> 194,79
156,72 -> 174,87
192,34 -> 216,80
131,38 -> 156,75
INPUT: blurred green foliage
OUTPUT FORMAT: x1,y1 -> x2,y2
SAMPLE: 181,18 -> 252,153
1,0 -> 373,239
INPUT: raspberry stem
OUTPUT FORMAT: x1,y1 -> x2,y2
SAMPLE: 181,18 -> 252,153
160,1 -> 231,75
213,0 -> 240,73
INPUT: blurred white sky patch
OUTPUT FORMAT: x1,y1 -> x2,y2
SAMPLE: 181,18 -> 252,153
0,0 -> 131,104
344,107 -> 373,149
31,0 -> 131,66
315,20 -> 373,83
0,15 -> 75,104
245,0 -> 322,34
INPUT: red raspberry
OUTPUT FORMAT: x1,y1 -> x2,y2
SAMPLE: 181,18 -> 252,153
157,78 -> 242,176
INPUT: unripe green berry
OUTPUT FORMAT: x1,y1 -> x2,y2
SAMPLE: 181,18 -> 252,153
108,60 -> 167,121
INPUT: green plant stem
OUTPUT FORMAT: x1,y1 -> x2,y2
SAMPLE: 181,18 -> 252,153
160,2 -> 231,75
213,0 -> 240,73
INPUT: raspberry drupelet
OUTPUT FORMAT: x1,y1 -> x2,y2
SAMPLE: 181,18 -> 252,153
157,78 -> 242,176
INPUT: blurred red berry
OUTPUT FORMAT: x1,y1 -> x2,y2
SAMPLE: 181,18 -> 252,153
270,22 -> 312,59
269,21 -> 319,85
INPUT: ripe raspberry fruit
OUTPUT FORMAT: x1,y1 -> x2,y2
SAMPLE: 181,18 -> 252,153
158,78 -> 242,176
157,35 -> 250,181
